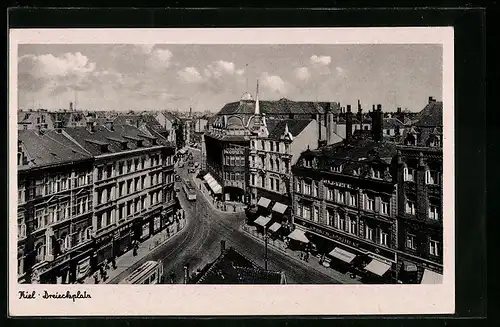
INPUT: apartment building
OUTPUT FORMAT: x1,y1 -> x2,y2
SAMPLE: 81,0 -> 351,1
291,104 -> 401,283
396,97 -> 443,284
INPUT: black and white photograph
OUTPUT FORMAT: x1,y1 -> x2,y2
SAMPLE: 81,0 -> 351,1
9,27 -> 455,316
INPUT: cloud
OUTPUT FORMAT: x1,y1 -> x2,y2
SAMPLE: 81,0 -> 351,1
294,67 -> 311,81
335,66 -> 346,76
260,72 -> 287,94
136,44 -> 155,54
178,67 -> 204,83
18,52 -> 97,94
147,48 -> 173,69
310,55 -> 331,66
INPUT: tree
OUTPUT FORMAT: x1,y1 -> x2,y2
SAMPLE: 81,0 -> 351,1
174,120 -> 185,149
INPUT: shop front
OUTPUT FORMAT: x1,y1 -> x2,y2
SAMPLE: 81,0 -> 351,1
153,215 -> 162,234
112,221 -> 134,257
95,238 -> 113,268
286,227 -> 311,251
141,220 -> 151,240
294,216 -> 397,282
397,256 -> 443,284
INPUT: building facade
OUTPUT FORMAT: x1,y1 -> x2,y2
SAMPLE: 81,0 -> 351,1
204,84 -> 330,205
17,118 -> 177,284
291,105 -> 401,283
18,109 -> 55,131
17,129 -> 94,284
395,96 -> 443,284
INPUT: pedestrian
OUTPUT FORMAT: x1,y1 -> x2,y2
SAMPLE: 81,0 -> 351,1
93,271 -> 99,284
111,256 -> 117,270
233,204 -> 236,212
105,259 -> 110,271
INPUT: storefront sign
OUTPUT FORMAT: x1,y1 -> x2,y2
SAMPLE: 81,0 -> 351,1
295,217 -> 396,262
325,180 -> 357,190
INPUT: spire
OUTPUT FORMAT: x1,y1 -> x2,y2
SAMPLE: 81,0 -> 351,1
255,79 -> 260,115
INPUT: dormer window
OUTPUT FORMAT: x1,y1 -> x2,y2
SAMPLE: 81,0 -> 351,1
371,168 -> 382,179
332,165 -> 342,173
405,134 -> 418,146
304,158 -> 313,168
403,167 -> 415,182
352,168 -> 360,176
429,135 -> 441,147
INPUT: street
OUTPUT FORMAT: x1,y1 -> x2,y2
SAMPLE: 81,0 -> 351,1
111,148 -> 339,284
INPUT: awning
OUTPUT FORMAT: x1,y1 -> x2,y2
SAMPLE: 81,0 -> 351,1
328,247 -> 357,264
420,269 -> 443,284
364,259 -> 391,276
272,202 -> 288,214
287,229 -> 310,243
403,261 -> 418,272
205,174 -> 222,194
257,197 -> 272,208
254,216 -> 271,227
269,222 -> 282,232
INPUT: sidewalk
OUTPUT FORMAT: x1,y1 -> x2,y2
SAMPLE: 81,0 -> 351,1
241,224 -> 363,284
191,176 -> 246,214
83,218 -> 187,284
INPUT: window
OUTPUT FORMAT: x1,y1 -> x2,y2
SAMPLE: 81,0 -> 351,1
352,168 -> 359,176
332,165 -> 342,173
381,199 -> 389,215
269,159 -> 274,171
230,172 -> 234,181
406,233 -> 416,250
429,204 -> 439,220
106,165 -> 113,179
338,191 -> 345,204
119,182 -> 125,197
270,142 -> 274,152
426,170 -> 439,185
270,178 -> 274,190
338,215 -> 346,231
97,167 -> 103,181
276,142 -> 280,152
18,222 -> 27,238
127,160 -> 132,173
313,184 -> 318,197
302,206 -> 311,219
365,226 -> 374,241
350,194 -> 357,207
35,243 -> 45,263
313,207 -> 319,222
349,219 -> 357,235
119,162 -> 125,175
326,188 -> 334,201
366,194 -> 374,211
127,180 -> 133,194
303,182 -> 311,195
405,200 -> 416,215
276,179 -> 280,192
326,210 -> 334,227
284,160 -> 289,173
261,140 -> 265,150
304,158 -> 312,168
429,239 -> 439,256
379,230 -> 388,246
371,168 -> 381,179
404,167 -> 415,182
18,185 -> 26,204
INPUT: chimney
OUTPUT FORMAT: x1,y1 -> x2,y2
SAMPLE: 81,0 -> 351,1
104,120 -> 114,131
55,120 -> 63,133
428,96 -> 435,103
356,100 -> 363,126
371,104 -> 383,142
86,120 -> 95,133
345,105 -> 352,144
397,107 -> 402,113
69,102 -> 73,111
220,240 -> 226,255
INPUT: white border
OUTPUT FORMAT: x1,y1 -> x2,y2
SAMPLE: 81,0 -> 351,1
9,27 -> 455,316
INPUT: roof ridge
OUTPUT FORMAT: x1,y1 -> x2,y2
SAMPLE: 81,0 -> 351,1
44,132 -> 90,158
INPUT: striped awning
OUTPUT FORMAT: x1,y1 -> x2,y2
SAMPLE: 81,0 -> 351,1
204,173 -> 222,194
257,197 -> 272,208
254,216 -> 271,227
272,202 -> 288,214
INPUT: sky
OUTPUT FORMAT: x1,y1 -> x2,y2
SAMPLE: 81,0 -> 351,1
17,44 -> 442,112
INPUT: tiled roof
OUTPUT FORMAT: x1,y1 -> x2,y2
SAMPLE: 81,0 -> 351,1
267,119 -> 313,139
414,101 -> 443,127
297,136 -> 398,175
18,130 -> 92,169
62,124 -> 167,156
218,98 -> 325,116
194,247 -> 284,284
